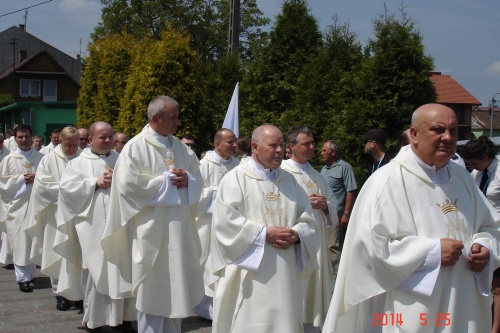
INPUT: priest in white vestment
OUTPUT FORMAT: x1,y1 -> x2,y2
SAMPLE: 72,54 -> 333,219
0,133 -> 10,253
211,124 -> 320,333
282,125 -> 337,333
39,128 -> 60,155
323,104 -> 500,333
194,128 -> 239,320
0,133 -> 9,162
24,126 -> 80,310
78,128 -> 91,153
4,129 -> 18,151
0,124 -> 43,292
55,122 -> 136,332
101,96 -> 204,333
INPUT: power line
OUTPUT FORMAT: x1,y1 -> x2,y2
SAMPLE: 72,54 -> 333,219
0,0 -> 53,19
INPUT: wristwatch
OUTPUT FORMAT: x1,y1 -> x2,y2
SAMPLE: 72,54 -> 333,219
344,211 -> 351,217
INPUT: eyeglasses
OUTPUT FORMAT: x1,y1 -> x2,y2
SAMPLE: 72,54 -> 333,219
185,143 -> 196,148
80,138 -> 89,141
116,141 -> 127,144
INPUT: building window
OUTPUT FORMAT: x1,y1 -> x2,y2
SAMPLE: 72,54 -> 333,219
43,80 -> 57,102
19,79 -> 41,97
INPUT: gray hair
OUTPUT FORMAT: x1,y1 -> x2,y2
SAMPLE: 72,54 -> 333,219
285,125 -> 313,145
325,140 -> 341,156
147,95 -> 179,122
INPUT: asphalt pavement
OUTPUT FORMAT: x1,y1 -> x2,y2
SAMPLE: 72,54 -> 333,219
0,265 -> 212,333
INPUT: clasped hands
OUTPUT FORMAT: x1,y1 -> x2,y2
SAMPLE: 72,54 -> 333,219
266,226 -> 299,249
170,168 -> 188,188
309,193 -> 327,210
23,172 -> 35,184
440,238 -> 489,272
97,170 -> 113,188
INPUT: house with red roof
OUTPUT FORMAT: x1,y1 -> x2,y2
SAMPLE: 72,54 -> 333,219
429,71 -> 481,140
0,25 -> 82,141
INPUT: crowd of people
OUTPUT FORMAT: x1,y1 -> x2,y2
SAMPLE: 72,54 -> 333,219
0,99 -> 499,333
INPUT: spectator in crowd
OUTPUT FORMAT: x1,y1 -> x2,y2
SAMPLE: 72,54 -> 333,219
235,136 -> 251,160
320,140 -> 357,274
181,134 -> 197,152
460,135 -> 500,333
362,128 -> 392,177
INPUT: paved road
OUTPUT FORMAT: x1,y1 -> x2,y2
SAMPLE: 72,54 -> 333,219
0,265 -> 212,333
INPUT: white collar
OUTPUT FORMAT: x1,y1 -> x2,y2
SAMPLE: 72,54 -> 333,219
213,151 -> 232,165
249,157 -> 278,181
408,146 -> 450,185
15,148 -> 33,158
148,127 -> 172,148
288,159 -> 311,173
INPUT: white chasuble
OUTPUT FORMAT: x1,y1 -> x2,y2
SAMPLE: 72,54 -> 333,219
196,150 -> 239,294
0,147 -> 10,162
39,142 -> 56,155
0,147 -> 43,265
282,159 -> 337,330
25,145 -> 71,278
55,149 -> 126,298
4,138 -> 17,151
323,146 -> 500,333
101,125 -> 204,318
211,161 -> 320,333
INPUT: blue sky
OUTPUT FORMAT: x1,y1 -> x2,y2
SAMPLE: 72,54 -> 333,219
1,0 -> 499,107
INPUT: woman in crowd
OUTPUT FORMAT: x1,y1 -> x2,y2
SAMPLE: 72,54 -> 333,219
461,135 -> 500,333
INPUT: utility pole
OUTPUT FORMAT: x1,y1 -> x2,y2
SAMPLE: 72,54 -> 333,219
491,93 -> 500,137
23,9 -> 28,30
10,36 -> 17,70
228,0 -> 240,55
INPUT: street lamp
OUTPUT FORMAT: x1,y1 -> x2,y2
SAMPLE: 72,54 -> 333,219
491,93 -> 500,137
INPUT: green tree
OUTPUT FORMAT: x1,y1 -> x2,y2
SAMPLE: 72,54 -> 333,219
95,0 -> 269,65
203,55 -> 242,138
77,33 -> 134,129
116,29 -> 206,140
241,0 -> 322,134
328,5 -> 437,183
0,93 -> 14,107
283,17 -> 363,152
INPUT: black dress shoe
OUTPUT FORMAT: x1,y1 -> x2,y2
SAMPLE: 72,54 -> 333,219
19,282 -> 33,293
85,324 -> 103,332
56,296 -> 71,311
3,264 -> 14,270
112,321 -> 137,333
74,300 -> 84,309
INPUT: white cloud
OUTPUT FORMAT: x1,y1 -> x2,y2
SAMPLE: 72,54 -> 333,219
487,61 -> 500,76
